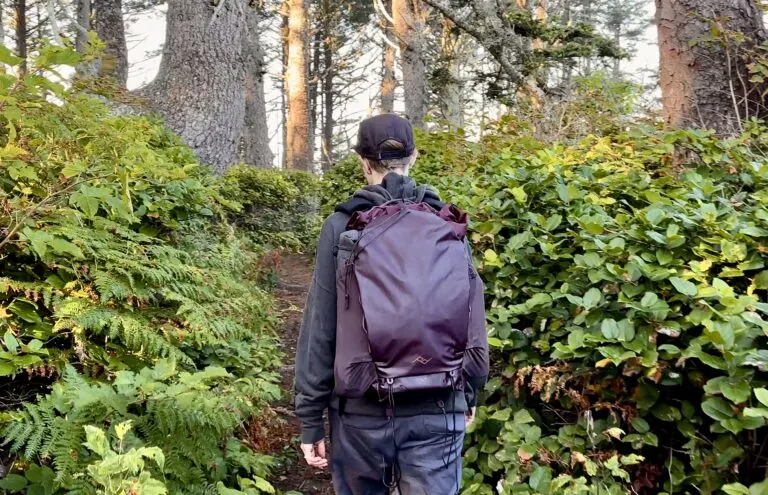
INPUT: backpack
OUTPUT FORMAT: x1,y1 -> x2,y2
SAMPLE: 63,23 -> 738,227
333,193 -> 476,400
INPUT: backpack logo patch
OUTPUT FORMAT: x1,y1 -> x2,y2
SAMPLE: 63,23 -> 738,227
413,355 -> 433,365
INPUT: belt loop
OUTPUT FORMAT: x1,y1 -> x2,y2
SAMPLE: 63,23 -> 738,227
339,397 -> 346,417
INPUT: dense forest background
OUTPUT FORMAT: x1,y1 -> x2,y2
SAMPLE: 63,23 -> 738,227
0,1 -> 768,494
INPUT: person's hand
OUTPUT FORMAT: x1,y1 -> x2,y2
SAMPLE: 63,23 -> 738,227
301,440 -> 328,469
465,407 -> 477,428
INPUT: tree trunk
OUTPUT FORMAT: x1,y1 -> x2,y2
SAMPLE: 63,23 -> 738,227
380,0 -> 396,113
15,0 -> 27,75
656,0 -> 767,136
321,0 -> 334,170
76,0 -> 90,53
439,18 -> 463,129
242,6 -> 274,168
280,0 -> 288,169
393,0 -> 427,128
94,0 -> 128,86
310,27 -> 321,147
137,0 -> 248,173
612,24 -> 621,79
286,0 -> 312,171
0,1 -> 5,60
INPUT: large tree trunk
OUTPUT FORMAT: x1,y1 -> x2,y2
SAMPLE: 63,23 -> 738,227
393,0 -> 427,128
309,27 -> 320,146
280,0 -> 288,169
321,0 -> 334,170
15,0 -> 27,75
138,0 -> 248,173
76,0 -> 90,53
656,0 -> 767,136
439,18 -> 463,129
286,0 -> 312,171
380,0 -> 396,113
94,0 -> 128,87
242,6 -> 273,168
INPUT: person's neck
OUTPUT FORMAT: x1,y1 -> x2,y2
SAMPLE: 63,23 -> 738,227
367,169 -> 406,186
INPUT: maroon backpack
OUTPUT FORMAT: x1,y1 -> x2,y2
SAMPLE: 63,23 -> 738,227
334,198 -> 476,399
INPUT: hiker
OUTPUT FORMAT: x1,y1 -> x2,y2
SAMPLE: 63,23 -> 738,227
294,113 -> 489,495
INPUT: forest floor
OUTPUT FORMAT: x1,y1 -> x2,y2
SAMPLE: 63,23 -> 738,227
268,253 -> 335,495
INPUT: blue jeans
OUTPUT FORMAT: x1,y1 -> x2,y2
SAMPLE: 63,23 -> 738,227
329,408 -> 465,495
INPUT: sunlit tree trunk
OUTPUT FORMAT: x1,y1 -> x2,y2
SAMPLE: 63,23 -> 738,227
286,0 -> 312,171
393,0 -> 427,128
439,18 -> 463,128
380,0 -> 396,113
656,0 -> 766,136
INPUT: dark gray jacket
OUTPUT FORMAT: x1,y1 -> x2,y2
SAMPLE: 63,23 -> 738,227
293,173 -> 489,444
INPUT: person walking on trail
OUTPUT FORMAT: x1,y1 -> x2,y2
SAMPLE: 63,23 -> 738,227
294,113 -> 489,495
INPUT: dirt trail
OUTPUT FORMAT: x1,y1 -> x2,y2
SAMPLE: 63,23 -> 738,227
269,253 -> 334,495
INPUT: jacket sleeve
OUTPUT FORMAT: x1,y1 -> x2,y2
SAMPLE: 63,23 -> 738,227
463,241 -> 489,408
294,217 -> 339,444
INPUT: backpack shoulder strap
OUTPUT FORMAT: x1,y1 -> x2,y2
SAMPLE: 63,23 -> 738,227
415,185 -> 427,203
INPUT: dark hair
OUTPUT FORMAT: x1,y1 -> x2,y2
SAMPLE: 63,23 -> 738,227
365,139 -> 413,173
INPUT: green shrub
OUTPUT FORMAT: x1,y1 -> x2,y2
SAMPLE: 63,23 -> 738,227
320,123 -> 768,494
439,128 -> 768,494
0,44 -> 280,494
221,166 -> 322,253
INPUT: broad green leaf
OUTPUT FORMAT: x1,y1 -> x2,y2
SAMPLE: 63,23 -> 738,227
83,425 -> 108,456
9,299 -> 41,324
514,410 -> 535,424
631,417 -> 650,434
3,331 -> 19,353
545,214 -> 562,231
490,408 -> 511,421
49,238 -> 84,259
645,207 -> 665,226
0,474 -> 28,492
528,465 -> 551,492
670,277 -> 697,296
721,240 -> 747,262
743,407 -> 768,418
601,318 -> 619,339
755,388 -> 768,407
701,397 -> 734,421
755,271 -> 768,290
511,186 -> 527,203
721,381 -> 751,404
115,421 -> 133,441
583,288 -> 601,309
722,483 -> 751,495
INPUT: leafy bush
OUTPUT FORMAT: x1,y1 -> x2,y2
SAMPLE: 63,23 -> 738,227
222,166 -> 322,253
321,124 -> 768,494
0,44 -> 281,494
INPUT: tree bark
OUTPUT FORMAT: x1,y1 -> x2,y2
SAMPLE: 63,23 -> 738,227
321,0 -> 334,170
286,0 -> 312,171
242,6 -> 274,168
380,0 -> 396,113
137,0 -> 248,173
94,0 -> 128,86
310,27 -> 320,146
439,18 -> 463,129
15,0 -> 27,75
76,0 -> 90,53
393,0 -> 427,128
656,0 -> 767,136
280,0 -> 288,169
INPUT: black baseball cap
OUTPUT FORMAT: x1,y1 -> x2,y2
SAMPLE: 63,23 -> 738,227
353,113 -> 416,160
